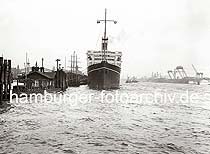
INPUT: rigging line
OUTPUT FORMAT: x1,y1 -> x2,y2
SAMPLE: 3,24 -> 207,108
67,66 -> 88,75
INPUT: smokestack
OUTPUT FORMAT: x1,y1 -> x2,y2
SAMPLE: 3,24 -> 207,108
42,58 -> 44,67
41,58 -> 44,72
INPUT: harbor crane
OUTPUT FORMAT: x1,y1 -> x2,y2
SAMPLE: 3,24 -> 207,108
192,64 -> 203,79
167,66 -> 188,79
175,66 -> 188,79
168,70 -> 175,79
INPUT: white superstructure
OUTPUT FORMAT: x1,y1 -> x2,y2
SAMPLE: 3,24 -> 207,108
87,50 -> 122,67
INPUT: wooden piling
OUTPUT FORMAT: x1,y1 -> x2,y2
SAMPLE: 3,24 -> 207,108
8,60 -> 11,100
3,60 -> 7,100
0,57 -> 12,104
0,57 -> 3,104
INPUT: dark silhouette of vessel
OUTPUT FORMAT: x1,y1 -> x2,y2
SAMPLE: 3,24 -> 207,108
87,9 -> 122,89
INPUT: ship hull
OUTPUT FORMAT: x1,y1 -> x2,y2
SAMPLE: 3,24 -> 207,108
87,61 -> 121,89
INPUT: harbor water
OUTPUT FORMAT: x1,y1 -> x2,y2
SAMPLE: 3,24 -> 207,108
1,82 -> 210,154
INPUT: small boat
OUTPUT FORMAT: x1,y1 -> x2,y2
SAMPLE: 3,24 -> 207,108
126,76 -> 138,83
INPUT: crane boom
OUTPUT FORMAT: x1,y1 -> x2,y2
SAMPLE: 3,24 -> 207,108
192,64 -> 198,74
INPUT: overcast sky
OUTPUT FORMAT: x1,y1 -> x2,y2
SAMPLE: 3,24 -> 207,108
1,0 -> 210,78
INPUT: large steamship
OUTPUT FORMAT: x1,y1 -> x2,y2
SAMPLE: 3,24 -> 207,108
87,9 -> 122,89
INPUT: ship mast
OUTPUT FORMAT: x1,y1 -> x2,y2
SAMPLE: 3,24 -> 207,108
97,9 -> 117,61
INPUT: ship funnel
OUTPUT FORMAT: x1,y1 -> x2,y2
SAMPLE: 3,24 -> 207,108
42,58 -> 44,67
102,40 -> 108,51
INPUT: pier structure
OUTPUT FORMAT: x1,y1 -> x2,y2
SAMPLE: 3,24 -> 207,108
0,57 -> 12,104
55,59 -> 67,90
12,54 -> 87,95
11,50 -> 89,97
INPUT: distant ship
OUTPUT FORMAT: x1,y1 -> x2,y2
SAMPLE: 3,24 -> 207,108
126,76 -> 138,83
87,9 -> 122,89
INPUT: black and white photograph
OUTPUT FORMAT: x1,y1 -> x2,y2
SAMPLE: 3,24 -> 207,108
0,0 -> 210,153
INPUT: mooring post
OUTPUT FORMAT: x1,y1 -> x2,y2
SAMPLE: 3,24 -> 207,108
0,57 -> 3,104
17,78 -> 19,95
55,59 -> 60,88
58,70 -> 60,88
60,70 -> 63,90
7,60 -> 11,100
65,74 -> 67,89
3,60 -> 7,100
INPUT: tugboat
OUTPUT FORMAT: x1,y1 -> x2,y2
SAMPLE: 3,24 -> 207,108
126,76 -> 138,83
87,9 -> 122,89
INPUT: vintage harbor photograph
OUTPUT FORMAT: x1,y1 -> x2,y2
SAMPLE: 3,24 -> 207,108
1,0 -> 210,153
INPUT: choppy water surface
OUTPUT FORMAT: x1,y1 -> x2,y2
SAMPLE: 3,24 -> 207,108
1,82 -> 210,154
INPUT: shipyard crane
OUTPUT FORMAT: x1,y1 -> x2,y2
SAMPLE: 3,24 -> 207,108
175,66 -> 188,79
168,70 -> 175,79
192,64 -> 203,78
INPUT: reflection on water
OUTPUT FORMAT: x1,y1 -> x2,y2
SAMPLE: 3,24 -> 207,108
0,82 -> 210,153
